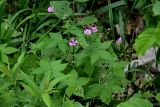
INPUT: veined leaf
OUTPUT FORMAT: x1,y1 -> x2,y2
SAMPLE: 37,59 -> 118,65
3,47 -> 18,54
77,15 -> 97,25
12,52 -> 26,75
62,99 -> 74,107
117,96 -> 153,107
153,1 -> 160,16
42,93 -> 51,107
85,84 -> 103,99
99,41 -> 112,50
155,22 -> 160,45
95,1 -> 126,13
21,82 -> 37,96
50,1 -> 73,19
100,85 -> 112,104
39,73 -> 50,92
47,75 -> 71,92
135,28 -> 156,55
76,0 -> 89,2
20,71 -> 41,96
90,52 -> 100,65
156,93 -> 160,102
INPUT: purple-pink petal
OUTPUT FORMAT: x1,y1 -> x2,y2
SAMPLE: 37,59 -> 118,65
48,6 -> 54,13
84,28 -> 92,35
91,25 -> 98,32
69,39 -> 78,46
116,37 -> 122,45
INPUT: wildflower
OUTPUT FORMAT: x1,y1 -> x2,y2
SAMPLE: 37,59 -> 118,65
116,37 -> 122,45
91,25 -> 98,32
48,6 -> 54,13
84,28 -> 92,35
69,39 -> 78,46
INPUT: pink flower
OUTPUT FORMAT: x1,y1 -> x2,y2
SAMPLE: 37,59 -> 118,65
116,37 -> 122,45
91,25 -> 98,32
69,39 -> 78,46
48,6 -> 54,13
84,28 -> 92,35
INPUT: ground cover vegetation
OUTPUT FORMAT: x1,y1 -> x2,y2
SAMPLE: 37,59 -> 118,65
0,0 -> 160,107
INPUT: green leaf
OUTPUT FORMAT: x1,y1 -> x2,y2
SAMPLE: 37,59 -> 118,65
0,44 -> 18,54
74,102 -> 84,107
73,85 -> 84,97
95,1 -> 126,13
153,1 -> 160,16
12,52 -> 26,75
47,75 -> 71,92
156,93 -> 160,102
135,28 -> 156,55
60,69 -> 78,87
99,50 -> 113,61
85,84 -> 103,99
90,52 -> 100,65
100,86 -> 112,104
0,0 -> 5,5
42,93 -> 51,107
99,41 -> 112,50
21,82 -> 37,96
50,1 -> 73,19
0,62 -> 9,74
51,60 -> 68,74
117,96 -> 153,107
39,73 -> 50,92
62,99 -> 74,107
76,77 -> 90,86
135,0 -> 146,10
65,85 -> 76,97
1,53 -> 9,64
0,82 -> 10,93
76,0 -> 89,2
3,47 -> 18,54
20,71 -> 40,96
155,22 -> 160,45
77,15 -> 97,25
58,40 -> 67,53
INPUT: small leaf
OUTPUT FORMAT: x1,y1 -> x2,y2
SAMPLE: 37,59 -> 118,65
21,82 -> 37,96
77,0 -> 89,2
74,102 -> 84,107
50,1 -> 73,19
20,71 -> 40,96
77,15 -> 97,25
156,93 -> 160,102
62,99 -> 74,107
73,85 -> 84,97
153,1 -> 160,16
42,93 -> 51,107
100,86 -> 112,104
135,28 -> 156,55
85,84 -> 103,99
3,47 -> 18,54
76,77 -> 90,86
47,75 -> 71,92
90,52 -> 100,65
117,96 -> 153,107
155,22 -> 160,45
100,41 -> 112,50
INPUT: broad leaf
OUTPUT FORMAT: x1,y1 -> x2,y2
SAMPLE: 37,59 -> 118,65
117,96 -> 153,107
85,84 -> 103,99
42,93 -> 51,107
153,1 -> 160,16
50,1 -> 73,19
77,15 -> 97,25
135,28 -> 156,55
